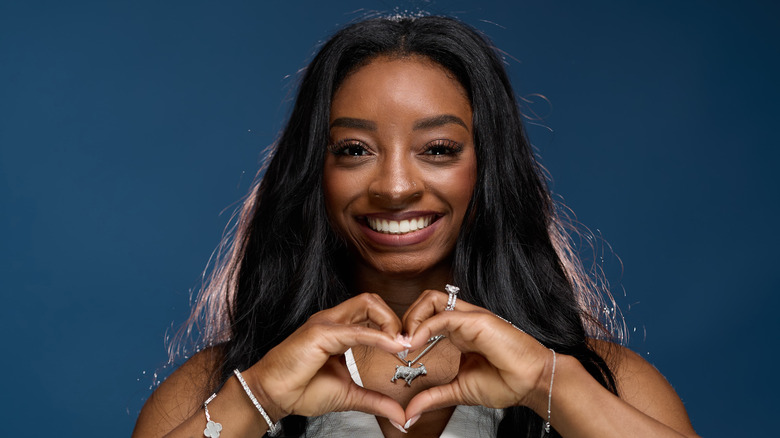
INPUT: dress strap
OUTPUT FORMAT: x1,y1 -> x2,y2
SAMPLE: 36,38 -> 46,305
344,348 -> 364,387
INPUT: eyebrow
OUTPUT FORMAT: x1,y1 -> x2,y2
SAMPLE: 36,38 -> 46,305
329,114 -> 469,132
329,117 -> 377,131
413,114 -> 469,132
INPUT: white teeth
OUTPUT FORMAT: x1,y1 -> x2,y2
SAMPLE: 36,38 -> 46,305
367,215 -> 436,235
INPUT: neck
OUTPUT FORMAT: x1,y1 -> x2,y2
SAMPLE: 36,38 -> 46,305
349,259 -> 452,319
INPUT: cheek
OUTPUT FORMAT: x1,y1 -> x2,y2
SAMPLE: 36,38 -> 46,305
452,182 -> 475,219
322,167 -> 359,223
322,172 -> 341,217
452,155 -> 478,212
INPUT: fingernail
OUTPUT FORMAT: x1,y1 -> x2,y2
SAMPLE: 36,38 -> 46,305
402,334 -> 412,345
390,420 -> 408,433
396,334 -> 412,349
404,415 -> 421,429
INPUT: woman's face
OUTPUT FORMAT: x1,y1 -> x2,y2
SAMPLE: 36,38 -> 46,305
323,56 -> 477,277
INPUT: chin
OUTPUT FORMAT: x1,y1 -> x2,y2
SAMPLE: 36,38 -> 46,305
360,252 -> 453,279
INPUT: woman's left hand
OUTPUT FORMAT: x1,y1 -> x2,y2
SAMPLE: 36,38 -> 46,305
401,289 -> 554,420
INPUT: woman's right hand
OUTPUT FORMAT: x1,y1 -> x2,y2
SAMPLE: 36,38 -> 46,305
242,293 -> 409,426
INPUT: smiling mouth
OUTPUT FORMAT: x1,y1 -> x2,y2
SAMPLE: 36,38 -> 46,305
365,215 -> 438,235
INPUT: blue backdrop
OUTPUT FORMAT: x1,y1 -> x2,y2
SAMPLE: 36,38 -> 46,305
1,1 -> 777,436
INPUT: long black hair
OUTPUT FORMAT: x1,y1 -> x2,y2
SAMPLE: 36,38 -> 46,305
176,15 -> 622,437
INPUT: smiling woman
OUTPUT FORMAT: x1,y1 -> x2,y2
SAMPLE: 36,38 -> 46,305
324,56 -> 476,282
133,15 -> 698,438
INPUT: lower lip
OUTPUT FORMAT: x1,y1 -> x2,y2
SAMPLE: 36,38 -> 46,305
359,217 -> 441,247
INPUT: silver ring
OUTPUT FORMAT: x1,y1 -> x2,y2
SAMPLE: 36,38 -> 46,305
444,284 -> 459,311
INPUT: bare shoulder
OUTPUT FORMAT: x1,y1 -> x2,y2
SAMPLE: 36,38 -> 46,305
132,346 -> 224,438
588,339 -> 697,436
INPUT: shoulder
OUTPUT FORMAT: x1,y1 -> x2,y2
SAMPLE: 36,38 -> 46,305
588,339 -> 680,406
588,339 -> 696,434
132,346 -> 225,437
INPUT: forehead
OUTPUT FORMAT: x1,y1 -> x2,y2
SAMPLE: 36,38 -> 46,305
330,56 -> 472,120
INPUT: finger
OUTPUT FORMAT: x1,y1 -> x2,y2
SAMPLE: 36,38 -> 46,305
401,289 -> 440,336
409,311 -> 536,369
265,323 -> 407,387
343,384 -> 406,426
405,354 -> 529,416
402,289 -> 487,339
321,293 -> 403,336
312,323 -> 408,357
404,381 -> 463,420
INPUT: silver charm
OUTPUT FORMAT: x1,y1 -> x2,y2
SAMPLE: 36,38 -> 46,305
391,362 -> 428,385
204,420 -> 223,438
203,393 -> 222,438
390,334 -> 444,386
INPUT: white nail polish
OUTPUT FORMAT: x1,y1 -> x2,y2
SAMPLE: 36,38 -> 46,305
395,334 -> 412,349
405,415 -> 421,429
390,420 -> 408,433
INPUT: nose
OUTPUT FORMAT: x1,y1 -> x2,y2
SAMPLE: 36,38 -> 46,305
368,152 -> 423,207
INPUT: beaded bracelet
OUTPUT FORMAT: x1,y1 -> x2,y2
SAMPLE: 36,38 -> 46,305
233,369 -> 282,436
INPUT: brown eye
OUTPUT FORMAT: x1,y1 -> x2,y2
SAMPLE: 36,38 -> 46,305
423,139 -> 463,156
328,140 -> 371,157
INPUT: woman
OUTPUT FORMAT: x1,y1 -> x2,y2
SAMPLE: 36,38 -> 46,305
133,15 -> 698,438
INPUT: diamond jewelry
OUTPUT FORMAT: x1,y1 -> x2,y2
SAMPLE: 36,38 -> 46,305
543,349 -> 557,435
391,334 -> 445,386
444,284 -> 459,311
203,393 -> 222,438
233,369 -> 282,436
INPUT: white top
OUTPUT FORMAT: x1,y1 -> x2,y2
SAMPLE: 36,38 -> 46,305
304,349 -> 504,437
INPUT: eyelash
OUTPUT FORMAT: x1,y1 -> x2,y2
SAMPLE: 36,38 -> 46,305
422,139 -> 463,156
327,139 -> 464,158
327,139 -> 370,156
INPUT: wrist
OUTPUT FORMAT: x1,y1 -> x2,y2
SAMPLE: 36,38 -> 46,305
524,348 -> 562,417
234,368 -> 286,432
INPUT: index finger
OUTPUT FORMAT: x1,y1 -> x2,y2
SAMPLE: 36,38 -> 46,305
410,310 -> 546,373
317,293 -> 403,337
402,289 -> 488,341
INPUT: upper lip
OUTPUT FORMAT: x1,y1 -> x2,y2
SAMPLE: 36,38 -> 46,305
360,211 -> 441,221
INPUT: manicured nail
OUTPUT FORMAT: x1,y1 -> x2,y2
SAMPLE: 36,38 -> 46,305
404,415 -> 421,429
395,334 -> 411,360
390,420 -> 408,433
395,333 -> 412,349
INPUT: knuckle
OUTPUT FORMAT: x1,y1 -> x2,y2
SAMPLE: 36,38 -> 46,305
307,306 -> 336,323
362,293 -> 380,305
353,292 -> 379,308
421,289 -> 441,301
349,324 -> 369,336
300,322 -> 324,338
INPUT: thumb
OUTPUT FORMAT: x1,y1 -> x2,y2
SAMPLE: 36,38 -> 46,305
344,384 -> 406,426
404,381 -> 462,420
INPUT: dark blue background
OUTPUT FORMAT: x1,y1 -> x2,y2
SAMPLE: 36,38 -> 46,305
2,1 -> 777,436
